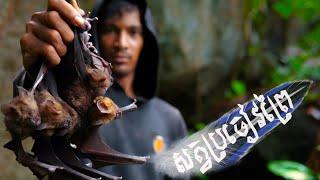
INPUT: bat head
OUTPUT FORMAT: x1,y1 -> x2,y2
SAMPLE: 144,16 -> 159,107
86,66 -> 112,90
36,90 -> 72,127
1,87 -> 41,135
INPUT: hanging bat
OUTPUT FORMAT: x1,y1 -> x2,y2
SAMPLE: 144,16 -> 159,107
35,89 -> 79,136
2,0 -> 147,178
48,0 -> 147,170
86,66 -> 113,96
30,0 -> 145,178
89,96 -> 137,126
1,87 -> 41,139
0,70 -> 74,179
152,80 -> 312,178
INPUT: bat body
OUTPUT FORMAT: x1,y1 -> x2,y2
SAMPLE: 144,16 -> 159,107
2,1 -> 146,178
86,66 -> 113,96
1,87 -> 40,139
35,89 -> 73,136
89,96 -> 119,126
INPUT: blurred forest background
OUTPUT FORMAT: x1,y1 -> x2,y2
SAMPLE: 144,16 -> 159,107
0,0 -> 320,179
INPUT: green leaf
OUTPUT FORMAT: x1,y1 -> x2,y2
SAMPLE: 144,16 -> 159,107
195,123 -> 206,131
268,160 -> 316,180
231,80 -> 246,97
273,1 -> 293,19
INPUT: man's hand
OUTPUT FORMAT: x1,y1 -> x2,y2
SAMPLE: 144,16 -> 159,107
20,0 -> 85,70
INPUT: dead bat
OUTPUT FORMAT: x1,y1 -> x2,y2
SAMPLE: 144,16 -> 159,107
89,96 -> 119,126
54,17 -> 149,176
56,17 -> 148,171
1,87 -> 40,139
59,65 -> 113,119
86,66 -> 113,96
0,86 -> 70,179
89,96 -> 137,126
56,96 -> 80,135
35,89 -> 79,136
50,10 -> 148,168
2,0 -> 148,178
49,16 -> 112,120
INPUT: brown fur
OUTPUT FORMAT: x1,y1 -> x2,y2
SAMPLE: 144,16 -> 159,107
89,96 -> 119,125
35,90 -> 74,136
86,66 -> 112,96
1,87 -> 40,138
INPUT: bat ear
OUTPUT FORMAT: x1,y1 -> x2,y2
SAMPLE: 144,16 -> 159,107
96,100 -> 112,114
17,86 -> 29,96
0,104 -> 18,116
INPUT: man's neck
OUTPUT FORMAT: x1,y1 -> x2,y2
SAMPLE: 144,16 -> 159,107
116,73 -> 136,98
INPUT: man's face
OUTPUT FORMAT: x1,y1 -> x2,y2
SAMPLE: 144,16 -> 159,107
99,10 -> 144,78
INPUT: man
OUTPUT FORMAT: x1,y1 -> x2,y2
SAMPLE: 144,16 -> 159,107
17,0 -> 188,179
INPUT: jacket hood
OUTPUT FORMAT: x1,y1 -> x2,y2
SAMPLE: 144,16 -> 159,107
90,0 -> 159,100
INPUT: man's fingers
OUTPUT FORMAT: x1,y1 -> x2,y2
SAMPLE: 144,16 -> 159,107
26,21 -> 67,57
31,11 -> 74,43
20,0 -> 88,71
20,33 -> 61,69
47,0 -> 86,28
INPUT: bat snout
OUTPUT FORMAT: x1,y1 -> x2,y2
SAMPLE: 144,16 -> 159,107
31,116 -> 41,127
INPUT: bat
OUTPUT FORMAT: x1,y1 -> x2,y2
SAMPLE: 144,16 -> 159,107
1,87 -> 40,139
35,89 -> 74,136
2,0 -> 149,178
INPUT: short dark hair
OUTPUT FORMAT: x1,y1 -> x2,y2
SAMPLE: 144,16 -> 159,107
98,0 -> 139,21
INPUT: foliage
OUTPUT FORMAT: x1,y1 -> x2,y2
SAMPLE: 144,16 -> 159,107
225,80 -> 247,99
244,0 -> 320,96
268,160 -> 316,180
273,0 -> 320,20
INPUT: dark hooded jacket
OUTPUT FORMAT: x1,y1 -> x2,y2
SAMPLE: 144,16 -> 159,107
13,0 -> 187,179
91,0 -> 188,179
